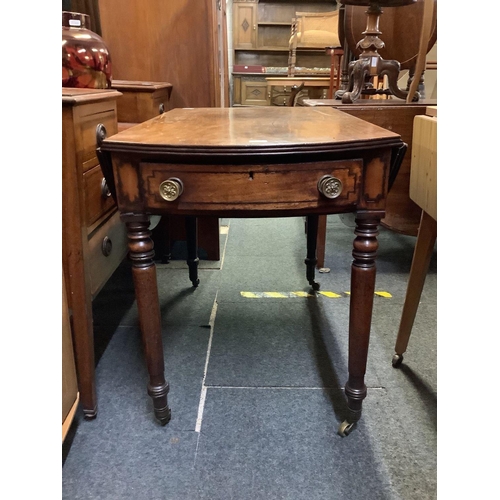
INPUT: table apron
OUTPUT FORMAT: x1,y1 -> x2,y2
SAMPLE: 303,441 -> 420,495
136,159 -> 364,214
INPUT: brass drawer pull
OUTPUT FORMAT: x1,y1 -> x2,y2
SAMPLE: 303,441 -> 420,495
102,236 -> 113,256
96,123 -> 107,146
159,177 -> 184,202
317,175 -> 343,199
101,177 -> 111,199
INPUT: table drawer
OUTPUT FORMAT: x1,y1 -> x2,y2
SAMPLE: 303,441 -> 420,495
88,210 -> 128,298
141,159 -> 362,213
270,94 -> 291,106
83,164 -> 116,227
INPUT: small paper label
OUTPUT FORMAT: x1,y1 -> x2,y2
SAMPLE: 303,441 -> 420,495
69,19 -> 81,27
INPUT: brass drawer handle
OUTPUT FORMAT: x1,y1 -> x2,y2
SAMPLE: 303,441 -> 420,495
317,175 -> 343,199
159,178 -> 184,202
96,123 -> 107,146
102,236 -> 112,257
101,177 -> 111,199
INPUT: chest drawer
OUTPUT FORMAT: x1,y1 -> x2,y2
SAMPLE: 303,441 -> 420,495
115,89 -> 170,123
88,210 -> 128,298
83,164 -> 115,227
111,80 -> 172,123
139,159 -> 362,214
75,105 -> 118,173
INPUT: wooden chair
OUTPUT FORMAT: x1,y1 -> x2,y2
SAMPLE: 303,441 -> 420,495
288,10 -> 342,78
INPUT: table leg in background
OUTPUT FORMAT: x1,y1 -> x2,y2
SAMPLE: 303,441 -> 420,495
185,216 -> 200,287
305,215 -> 320,290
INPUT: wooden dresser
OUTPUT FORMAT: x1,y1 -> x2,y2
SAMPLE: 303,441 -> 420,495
62,88 -> 128,419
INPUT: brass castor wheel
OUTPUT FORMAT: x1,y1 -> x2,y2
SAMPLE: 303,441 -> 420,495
338,420 -> 355,437
392,353 -> 403,368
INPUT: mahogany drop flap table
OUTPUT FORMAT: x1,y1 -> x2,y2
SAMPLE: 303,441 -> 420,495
98,107 -> 403,436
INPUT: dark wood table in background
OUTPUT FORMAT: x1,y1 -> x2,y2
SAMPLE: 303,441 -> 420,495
98,107 -> 403,436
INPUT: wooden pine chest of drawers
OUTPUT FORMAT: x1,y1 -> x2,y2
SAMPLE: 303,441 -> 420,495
62,88 -> 128,419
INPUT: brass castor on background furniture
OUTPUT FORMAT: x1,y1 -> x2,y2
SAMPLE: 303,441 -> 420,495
392,353 -> 404,368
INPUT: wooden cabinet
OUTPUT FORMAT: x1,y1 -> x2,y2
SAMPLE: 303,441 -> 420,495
268,84 -> 293,106
232,1 -> 338,105
233,1 -> 257,48
62,88 -> 128,419
239,76 -> 271,105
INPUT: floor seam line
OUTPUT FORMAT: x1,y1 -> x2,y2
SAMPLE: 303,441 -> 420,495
194,292 -> 218,433
201,385 -> 389,390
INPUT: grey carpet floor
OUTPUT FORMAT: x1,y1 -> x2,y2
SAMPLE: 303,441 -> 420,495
62,215 -> 437,500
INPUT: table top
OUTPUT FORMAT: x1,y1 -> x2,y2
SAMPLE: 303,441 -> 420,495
102,107 -> 402,157
111,80 -> 173,91
62,87 -> 122,106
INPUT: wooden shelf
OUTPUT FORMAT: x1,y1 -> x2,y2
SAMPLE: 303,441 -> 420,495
258,21 -> 292,26
235,47 -> 288,52
232,1 -> 338,106
235,47 -> 326,52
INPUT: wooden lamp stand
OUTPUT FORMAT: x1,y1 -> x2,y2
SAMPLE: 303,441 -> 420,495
338,0 -> 420,103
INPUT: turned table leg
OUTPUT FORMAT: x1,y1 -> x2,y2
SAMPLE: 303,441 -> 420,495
339,212 -> 380,436
124,214 -> 171,425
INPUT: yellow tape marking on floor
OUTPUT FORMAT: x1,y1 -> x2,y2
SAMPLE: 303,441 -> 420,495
318,291 -> 342,298
240,291 -> 392,299
264,292 -> 289,298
